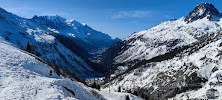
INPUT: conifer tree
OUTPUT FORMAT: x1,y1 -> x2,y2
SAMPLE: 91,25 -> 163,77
27,41 -> 31,53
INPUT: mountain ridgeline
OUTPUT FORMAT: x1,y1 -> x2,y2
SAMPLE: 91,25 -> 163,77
31,15 -> 120,58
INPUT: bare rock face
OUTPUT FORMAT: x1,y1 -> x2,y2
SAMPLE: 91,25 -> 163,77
185,3 -> 220,22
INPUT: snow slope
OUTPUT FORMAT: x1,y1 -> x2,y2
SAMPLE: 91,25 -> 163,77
170,70 -> 222,99
106,16 -> 222,65
103,30 -> 222,99
0,37 -> 142,100
0,37 -> 96,100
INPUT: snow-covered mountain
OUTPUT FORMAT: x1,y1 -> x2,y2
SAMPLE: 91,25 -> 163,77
0,7 -> 119,77
185,3 -> 221,22
31,15 -> 120,58
0,37 -> 143,100
101,3 -> 222,99
102,2 -> 222,74
104,30 -> 222,99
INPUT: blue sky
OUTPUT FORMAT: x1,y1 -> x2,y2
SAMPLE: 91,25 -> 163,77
0,0 -> 221,38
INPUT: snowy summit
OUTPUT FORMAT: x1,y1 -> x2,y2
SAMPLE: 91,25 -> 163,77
185,3 -> 221,22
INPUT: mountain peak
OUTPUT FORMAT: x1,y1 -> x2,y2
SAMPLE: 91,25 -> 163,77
185,3 -> 220,22
65,19 -> 86,29
32,15 -> 66,22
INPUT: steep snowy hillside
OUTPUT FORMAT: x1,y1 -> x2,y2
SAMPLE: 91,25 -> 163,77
0,6 -> 118,77
171,70 -> 222,99
0,37 -> 142,100
102,3 -> 222,74
103,29 -> 222,99
0,37 -> 95,100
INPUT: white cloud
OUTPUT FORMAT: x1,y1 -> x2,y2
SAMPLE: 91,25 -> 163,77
112,10 -> 153,19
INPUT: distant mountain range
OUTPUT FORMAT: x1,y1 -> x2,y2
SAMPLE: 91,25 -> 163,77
0,7 -> 119,77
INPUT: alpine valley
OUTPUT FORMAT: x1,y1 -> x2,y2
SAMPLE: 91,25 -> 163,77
0,6 -> 121,78
1,2 -> 222,100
